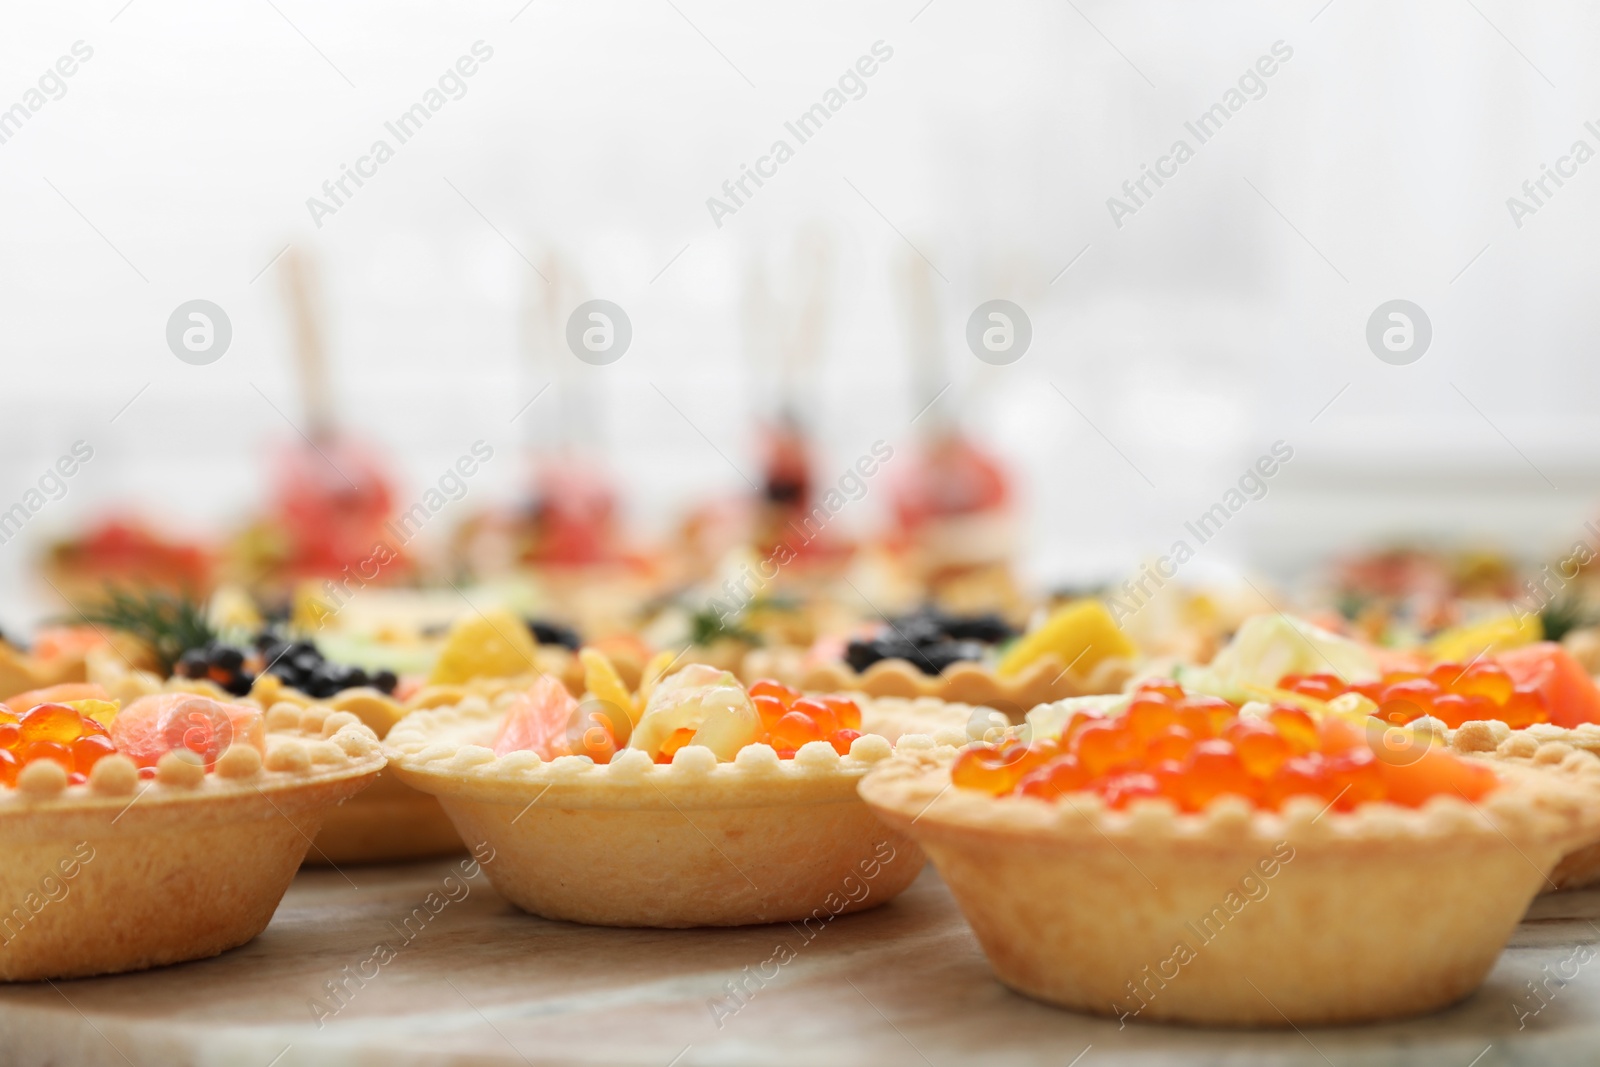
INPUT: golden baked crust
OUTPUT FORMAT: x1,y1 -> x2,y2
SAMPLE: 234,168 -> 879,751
0,712 -> 384,981
859,742 -> 1600,1027
744,650 -> 1132,721
85,661 -> 467,864
1448,719 -> 1600,760
260,696 -> 463,863
255,679 -> 472,863
298,770 -> 462,865
1450,719 -> 1600,890
385,695 -> 938,927
855,694 -> 998,744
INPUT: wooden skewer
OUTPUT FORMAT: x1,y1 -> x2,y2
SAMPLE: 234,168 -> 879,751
901,249 -> 949,435
781,227 -> 832,417
280,246 -> 334,444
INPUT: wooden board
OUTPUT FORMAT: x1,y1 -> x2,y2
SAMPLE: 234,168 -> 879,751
2,861 -> 1599,1066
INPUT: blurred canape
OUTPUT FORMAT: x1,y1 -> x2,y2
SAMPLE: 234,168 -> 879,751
43,517 -> 213,608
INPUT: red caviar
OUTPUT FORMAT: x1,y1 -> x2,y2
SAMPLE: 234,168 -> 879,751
744,680 -> 862,759
1,703 -> 119,782
649,681 -> 864,763
1281,662 -> 1550,729
951,679 -> 1500,812
657,727 -> 697,763
2,693 -> 265,785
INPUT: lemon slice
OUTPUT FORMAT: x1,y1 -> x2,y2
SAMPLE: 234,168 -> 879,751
997,600 -> 1136,679
63,698 -> 121,729
328,689 -> 407,739
637,649 -> 682,705
580,648 -> 638,744
428,609 -> 539,685
1427,613 -> 1542,664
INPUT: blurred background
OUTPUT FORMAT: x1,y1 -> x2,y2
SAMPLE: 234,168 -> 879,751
5,0 -> 1600,627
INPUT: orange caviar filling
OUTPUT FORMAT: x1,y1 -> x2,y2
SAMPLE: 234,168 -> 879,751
951,680 -> 1500,811
649,686 -> 862,763
0,703 -> 117,787
1281,663 -> 1548,729
495,674 -> 863,765
0,692 -> 263,789
642,683 -> 862,764
720,679 -> 860,762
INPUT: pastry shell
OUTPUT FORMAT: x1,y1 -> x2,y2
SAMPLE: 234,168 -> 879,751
90,664 -> 467,865
1449,719 -> 1600,891
384,695 -> 947,928
87,645 -> 642,866
251,678 -> 465,864
854,694 -> 1001,745
859,742 -> 1600,1027
297,767 -> 463,864
746,649 -> 1133,722
0,712 -> 384,981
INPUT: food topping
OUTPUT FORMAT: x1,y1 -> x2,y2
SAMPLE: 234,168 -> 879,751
428,608 -> 540,685
843,606 -> 1016,678
1190,614 -> 1376,695
747,679 -> 862,759
1281,661 -> 1551,729
488,666 -> 863,765
995,599 -> 1135,679
0,694 -> 242,787
0,701 -> 117,786
110,693 -> 264,770
1495,642 -> 1600,728
1426,612 -> 1542,663
491,678 -> 571,759
953,680 -> 1500,811
526,618 -> 582,651
167,632 -> 399,700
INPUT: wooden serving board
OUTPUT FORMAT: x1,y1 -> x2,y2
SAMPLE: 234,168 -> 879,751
1,861 -> 1598,1066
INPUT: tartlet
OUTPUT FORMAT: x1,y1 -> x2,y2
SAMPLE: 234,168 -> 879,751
775,653 -> 1131,722
750,598 -> 1136,721
384,676 -> 946,928
250,676 -> 464,864
861,681 -> 1600,1027
275,608 -> 645,862
90,654 -> 464,864
1173,614 -> 1600,893
855,693 -> 998,744
1449,720 -> 1600,890
0,700 -> 383,981
1237,621 -> 1600,893
78,600 -> 623,865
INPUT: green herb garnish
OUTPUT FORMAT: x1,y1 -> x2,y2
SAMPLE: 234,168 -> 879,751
688,604 -> 761,648
75,586 -> 215,672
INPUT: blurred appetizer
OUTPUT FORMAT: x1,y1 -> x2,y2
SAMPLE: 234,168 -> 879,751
863,676 -> 1600,1025
0,688 -> 381,980
386,656 -> 946,927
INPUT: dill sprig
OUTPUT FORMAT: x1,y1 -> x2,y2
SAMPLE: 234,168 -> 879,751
75,586 -> 216,673
688,604 -> 761,648
1541,588 -> 1600,643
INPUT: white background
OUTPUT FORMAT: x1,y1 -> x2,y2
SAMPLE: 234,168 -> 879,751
4,0 -> 1600,624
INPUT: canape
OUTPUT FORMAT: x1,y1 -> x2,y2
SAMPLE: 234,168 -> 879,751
0,691 -> 382,980
1449,721 -> 1600,889
1205,615 -> 1600,893
749,599 -> 1135,720
387,658 -> 936,927
77,601 -> 616,864
85,640 -> 458,864
861,677 -> 1600,1026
